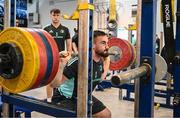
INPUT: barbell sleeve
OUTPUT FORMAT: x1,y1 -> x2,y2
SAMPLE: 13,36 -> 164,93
111,63 -> 151,86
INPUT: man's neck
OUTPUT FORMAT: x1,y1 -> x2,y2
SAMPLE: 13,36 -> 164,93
93,53 -> 101,62
52,23 -> 60,28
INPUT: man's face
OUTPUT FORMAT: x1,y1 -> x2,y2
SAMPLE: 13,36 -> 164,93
50,12 -> 61,24
94,35 -> 109,57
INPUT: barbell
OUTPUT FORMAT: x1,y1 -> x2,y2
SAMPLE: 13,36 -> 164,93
59,37 -> 136,71
111,54 -> 168,86
0,28 -> 166,93
111,63 -> 151,86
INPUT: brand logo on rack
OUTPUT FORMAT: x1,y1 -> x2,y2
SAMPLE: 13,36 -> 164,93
164,4 -> 171,28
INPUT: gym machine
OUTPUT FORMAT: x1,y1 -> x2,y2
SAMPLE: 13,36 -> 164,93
173,0 -> 180,116
1,0 -> 174,118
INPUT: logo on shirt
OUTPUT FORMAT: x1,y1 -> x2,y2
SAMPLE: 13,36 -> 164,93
95,72 -> 97,78
99,65 -> 103,72
49,30 -> 53,33
60,29 -> 64,33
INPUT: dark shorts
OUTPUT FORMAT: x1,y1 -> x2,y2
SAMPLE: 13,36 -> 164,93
52,88 -> 106,114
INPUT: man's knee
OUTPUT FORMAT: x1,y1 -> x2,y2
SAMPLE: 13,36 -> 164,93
93,108 -> 111,118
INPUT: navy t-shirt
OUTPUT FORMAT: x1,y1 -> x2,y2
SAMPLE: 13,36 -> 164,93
44,24 -> 70,51
58,57 -> 104,98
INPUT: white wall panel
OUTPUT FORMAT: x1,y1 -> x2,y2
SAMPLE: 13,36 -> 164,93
28,0 -> 77,37
28,0 -> 174,38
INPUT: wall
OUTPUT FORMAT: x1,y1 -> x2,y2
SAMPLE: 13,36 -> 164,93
116,0 -> 137,28
28,0 -> 78,37
28,0 -> 176,38
28,0 -> 139,36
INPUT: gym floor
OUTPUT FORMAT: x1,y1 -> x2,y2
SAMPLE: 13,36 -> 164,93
20,87 -> 172,118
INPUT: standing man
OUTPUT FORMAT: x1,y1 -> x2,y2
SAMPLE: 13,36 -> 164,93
44,8 -> 72,52
50,30 -> 111,117
44,8 -> 72,102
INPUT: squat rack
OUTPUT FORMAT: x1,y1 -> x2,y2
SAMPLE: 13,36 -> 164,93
2,0 -> 177,118
173,0 -> 180,117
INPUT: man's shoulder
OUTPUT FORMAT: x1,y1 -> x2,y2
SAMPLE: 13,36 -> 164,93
93,59 -> 104,66
43,24 -> 51,30
60,24 -> 69,30
66,56 -> 78,67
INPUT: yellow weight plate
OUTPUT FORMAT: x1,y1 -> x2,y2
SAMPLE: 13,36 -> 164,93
0,27 -> 40,93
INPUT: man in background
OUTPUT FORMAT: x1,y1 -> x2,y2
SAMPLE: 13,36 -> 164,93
44,8 -> 72,102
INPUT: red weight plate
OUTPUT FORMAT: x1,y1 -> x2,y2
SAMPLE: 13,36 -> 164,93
122,40 -> 133,68
125,40 -> 136,65
32,29 -> 53,86
40,29 -> 59,84
25,28 -> 48,88
130,43 -> 136,65
123,40 -> 135,66
108,38 -> 132,70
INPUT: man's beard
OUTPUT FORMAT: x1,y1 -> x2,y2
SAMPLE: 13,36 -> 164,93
96,49 -> 109,57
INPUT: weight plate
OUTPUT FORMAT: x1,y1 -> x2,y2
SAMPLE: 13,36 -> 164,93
123,40 -> 136,66
32,29 -> 54,86
25,28 -> 48,88
0,27 -> 39,93
40,29 -> 59,84
108,38 -> 132,70
155,54 -> 167,82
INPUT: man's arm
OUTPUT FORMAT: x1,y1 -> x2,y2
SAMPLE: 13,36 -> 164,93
50,55 -> 70,88
65,28 -> 72,54
50,74 -> 68,88
101,56 -> 110,80
46,53 -> 70,101
72,42 -> 78,54
66,38 -> 72,54
46,60 -> 66,101
47,73 -> 68,102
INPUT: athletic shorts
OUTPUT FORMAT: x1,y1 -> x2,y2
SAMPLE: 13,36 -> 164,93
52,88 -> 106,114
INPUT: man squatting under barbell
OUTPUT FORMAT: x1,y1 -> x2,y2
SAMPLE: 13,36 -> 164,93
49,30 -> 111,118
